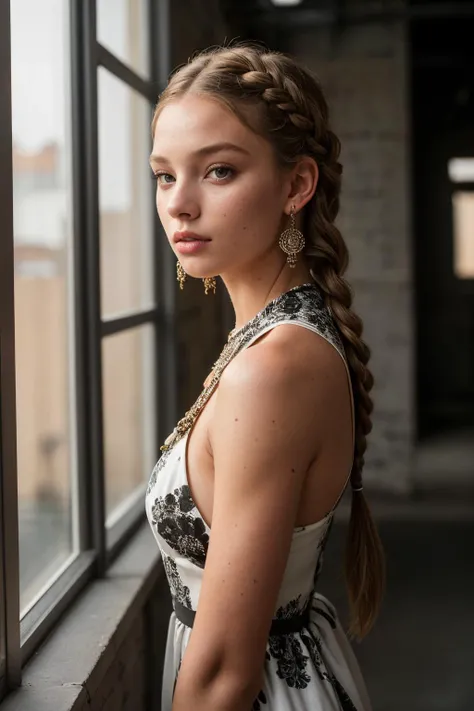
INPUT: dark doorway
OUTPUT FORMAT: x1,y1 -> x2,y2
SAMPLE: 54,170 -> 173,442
411,12 -> 474,440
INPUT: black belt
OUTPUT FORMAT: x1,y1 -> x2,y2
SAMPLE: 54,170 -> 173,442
173,598 -> 311,636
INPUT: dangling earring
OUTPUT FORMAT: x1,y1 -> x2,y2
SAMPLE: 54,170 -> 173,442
279,206 -> 305,268
203,277 -> 217,295
176,261 -> 187,290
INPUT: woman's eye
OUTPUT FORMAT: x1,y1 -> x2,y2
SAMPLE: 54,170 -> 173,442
208,165 -> 234,181
152,166 -> 234,184
154,172 -> 175,185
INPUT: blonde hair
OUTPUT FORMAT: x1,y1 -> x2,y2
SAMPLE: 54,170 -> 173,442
152,42 -> 385,638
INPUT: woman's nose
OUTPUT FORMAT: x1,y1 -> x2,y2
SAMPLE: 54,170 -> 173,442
167,183 -> 200,221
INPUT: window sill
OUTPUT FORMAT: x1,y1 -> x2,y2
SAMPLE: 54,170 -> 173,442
1,521 -> 163,711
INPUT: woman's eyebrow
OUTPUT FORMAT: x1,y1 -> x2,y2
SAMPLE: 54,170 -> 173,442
149,142 -> 250,165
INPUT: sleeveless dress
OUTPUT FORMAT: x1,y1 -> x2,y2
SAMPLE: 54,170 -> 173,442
145,283 -> 372,711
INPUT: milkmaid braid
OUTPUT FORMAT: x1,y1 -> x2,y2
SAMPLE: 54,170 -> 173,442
153,42 -> 385,638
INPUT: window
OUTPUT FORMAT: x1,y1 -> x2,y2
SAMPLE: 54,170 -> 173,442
97,0 -> 150,80
448,159 -> 474,280
98,69 -> 155,317
0,0 -> 170,698
103,325 -> 157,527
448,157 -> 474,183
11,0 -> 78,617
452,191 -> 474,279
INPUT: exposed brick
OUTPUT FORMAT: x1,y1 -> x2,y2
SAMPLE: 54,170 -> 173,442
295,20 -> 414,491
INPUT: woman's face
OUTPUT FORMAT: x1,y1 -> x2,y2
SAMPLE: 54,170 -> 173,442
150,94 -> 290,279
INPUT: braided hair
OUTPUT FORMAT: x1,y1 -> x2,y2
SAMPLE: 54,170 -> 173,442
152,41 -> 385,638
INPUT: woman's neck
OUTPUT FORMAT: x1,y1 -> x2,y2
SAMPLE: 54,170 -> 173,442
221,258 -> 314,333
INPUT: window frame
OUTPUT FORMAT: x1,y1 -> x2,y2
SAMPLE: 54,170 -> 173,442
0,0 -> 21,694
0,0 -> 175,698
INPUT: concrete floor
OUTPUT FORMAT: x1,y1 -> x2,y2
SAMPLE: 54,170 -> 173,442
321,504 -> 474,711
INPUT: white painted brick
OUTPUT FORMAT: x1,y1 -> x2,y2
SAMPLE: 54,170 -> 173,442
296,21 -> 414,491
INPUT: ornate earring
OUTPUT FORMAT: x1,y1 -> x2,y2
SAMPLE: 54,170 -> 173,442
176,261 -> 187,290
279,206 -> 305,268
203,277 -> 217,295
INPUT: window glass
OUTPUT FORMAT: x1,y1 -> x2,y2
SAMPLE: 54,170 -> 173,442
97,0 -> 150,79
452,191 -> 474,279
103,325 -> 157,523
98,67 -> 154,317
10,0 -> 78,615
448,157 -> 474,182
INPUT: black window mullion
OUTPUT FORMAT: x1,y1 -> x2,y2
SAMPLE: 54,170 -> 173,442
71,0 -> 92,555
150,0 -> 179,443
0,0 -> 21,694
97,43 -> 156,101
101,308 -> 158,338
82,0 -> 107,575
150,0 -> 166,449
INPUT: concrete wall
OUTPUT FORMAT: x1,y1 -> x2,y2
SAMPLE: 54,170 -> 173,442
294,21 -> 415,492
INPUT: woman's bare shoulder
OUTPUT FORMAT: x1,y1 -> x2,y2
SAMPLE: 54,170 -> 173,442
221,320 -> 348,398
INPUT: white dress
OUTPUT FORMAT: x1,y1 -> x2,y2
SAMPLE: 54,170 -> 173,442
145,283 -> 372,711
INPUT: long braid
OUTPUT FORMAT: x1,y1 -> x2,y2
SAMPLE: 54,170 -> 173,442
153,42 -> 385,638
305,131 -> 385,637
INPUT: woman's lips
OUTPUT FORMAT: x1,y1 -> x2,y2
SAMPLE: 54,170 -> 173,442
175,239 -> 210,255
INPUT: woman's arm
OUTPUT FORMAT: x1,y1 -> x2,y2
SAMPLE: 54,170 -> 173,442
171,326 -> 348,711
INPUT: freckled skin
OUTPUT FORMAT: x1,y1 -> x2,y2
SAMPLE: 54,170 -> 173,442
151,95 -> 291,281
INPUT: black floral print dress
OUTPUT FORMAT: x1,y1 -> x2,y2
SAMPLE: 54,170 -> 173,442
145,283 -> 372,711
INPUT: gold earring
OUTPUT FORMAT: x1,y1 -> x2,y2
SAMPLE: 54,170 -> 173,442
203,277 -> 217,295
177,261 -> 187,289
279,206 -> 305,268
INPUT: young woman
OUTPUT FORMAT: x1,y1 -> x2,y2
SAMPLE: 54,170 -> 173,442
145,42 -> 385,711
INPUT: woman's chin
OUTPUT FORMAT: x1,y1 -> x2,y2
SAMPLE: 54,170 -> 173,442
179,261 -> 219,280
188,271 -> 219,280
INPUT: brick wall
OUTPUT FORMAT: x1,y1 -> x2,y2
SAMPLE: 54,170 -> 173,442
294,21 -> 415,492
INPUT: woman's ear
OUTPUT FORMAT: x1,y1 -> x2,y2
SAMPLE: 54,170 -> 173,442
284,156 -> 319,215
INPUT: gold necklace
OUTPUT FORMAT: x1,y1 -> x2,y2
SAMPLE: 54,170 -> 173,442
160,283 -> 314,453
160,330 -> 246,452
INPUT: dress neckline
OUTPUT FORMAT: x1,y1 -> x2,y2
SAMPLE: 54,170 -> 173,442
228,281 -> 317,342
